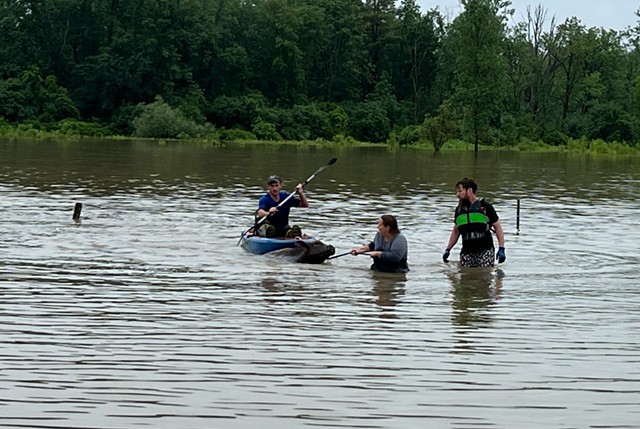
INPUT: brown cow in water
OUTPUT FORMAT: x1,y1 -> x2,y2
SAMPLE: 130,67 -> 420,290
267,240 -> 335,264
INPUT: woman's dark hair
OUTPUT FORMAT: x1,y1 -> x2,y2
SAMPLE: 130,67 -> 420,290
380,214 -> 400,234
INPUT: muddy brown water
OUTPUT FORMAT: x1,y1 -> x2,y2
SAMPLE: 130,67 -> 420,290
1,138 -> 639,428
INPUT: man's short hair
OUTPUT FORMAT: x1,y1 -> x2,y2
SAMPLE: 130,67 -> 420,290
456,177 -> 478,193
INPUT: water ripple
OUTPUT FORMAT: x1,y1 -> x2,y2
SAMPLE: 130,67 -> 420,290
2,142 -> 640,428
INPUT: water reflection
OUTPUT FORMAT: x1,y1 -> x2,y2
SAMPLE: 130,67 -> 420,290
448,266 -> 503,327
370,272 -> 406,319
260,276 -> 287,294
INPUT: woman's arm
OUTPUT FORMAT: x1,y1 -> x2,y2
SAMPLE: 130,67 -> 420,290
374,234 -> 407,262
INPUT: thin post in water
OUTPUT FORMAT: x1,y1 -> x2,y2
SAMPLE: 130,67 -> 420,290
516,199 -> 520,235
72,202 -> 82,221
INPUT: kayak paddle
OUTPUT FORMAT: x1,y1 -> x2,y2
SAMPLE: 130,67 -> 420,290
327,250 -> 371,260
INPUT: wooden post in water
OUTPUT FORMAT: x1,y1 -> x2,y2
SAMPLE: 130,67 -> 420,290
516,199 -> 520,235
72,202 -> 82,221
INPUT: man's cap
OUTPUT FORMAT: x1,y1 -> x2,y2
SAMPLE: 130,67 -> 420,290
267,175 -> 282,184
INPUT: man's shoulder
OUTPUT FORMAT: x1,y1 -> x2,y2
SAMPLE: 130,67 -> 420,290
480,198 -> 499,220
479,198 -> 495,208
258,193 -> 274,207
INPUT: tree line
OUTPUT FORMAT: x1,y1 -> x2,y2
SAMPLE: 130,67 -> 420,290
1,0 -> 639,151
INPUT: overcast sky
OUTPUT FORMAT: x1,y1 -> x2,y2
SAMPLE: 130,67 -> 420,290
416,1 -> 639,31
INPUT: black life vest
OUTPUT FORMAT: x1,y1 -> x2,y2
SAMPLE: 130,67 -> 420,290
455,199 -> 491,243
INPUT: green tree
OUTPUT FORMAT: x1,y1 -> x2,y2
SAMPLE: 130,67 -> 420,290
132,96 -> 206,138
240,0 -> 306,104
504,5 -> 560,140
586,103 -> 635,143
546,19 -> 589,126
0,1 -> 30,77
422,100 -> 459,151
394,0 -> 444,122
345,101 -> 391,142
364,0 -> 397,85
443,0 -> 510,152
208,93 -> 268,130
0,66 -> 78,122
300,0 -> 369,101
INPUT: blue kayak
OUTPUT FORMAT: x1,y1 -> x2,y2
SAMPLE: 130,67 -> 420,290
240,234 -> 317,255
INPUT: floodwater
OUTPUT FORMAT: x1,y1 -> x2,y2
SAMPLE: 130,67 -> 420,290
1,138 -> 639,428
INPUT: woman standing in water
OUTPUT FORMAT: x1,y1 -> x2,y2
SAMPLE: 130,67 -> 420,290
351,214 -> 409,273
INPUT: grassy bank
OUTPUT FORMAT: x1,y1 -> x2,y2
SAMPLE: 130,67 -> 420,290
1,119 -> 639,156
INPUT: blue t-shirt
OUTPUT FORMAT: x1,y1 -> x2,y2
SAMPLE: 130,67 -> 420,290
258,192 -> 300,230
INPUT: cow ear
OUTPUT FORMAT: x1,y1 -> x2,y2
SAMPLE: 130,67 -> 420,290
295,240 -> 311,249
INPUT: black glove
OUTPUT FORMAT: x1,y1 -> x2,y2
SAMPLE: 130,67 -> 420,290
442,248 -> 451,263
496,247 -> 506,263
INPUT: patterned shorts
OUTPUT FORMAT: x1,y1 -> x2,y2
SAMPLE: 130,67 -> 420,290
460,248 -> 495,268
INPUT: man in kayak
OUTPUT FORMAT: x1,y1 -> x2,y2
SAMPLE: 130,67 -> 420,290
350,214 -> 409,273
442,178 -> 506,267
256,175 -> 308,238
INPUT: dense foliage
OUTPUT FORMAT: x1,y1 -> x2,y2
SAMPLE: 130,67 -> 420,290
1,0 -> 639,150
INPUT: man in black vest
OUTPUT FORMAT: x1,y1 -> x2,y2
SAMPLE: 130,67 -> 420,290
442,178 -> 506,267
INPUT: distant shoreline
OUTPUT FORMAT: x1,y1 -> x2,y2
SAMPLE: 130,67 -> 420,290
2,132 -> 639,156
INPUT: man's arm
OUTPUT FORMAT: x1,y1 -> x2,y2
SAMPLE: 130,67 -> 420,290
257,207 -> 276,218
296,183 -> 309,207
256,196 -> 277,218
493,220 -> 505,248
446,225 -> 460,250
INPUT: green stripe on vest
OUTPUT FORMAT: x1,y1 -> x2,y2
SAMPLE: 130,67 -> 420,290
456,212 -> 488,226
